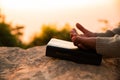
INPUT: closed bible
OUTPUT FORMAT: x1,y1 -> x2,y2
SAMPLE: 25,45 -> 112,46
46,38 -> 102,65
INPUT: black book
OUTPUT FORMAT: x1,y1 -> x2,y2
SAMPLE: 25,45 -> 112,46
46,38 -> 102,65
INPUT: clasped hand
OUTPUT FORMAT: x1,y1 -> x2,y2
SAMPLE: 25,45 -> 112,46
70,23 -> 96,50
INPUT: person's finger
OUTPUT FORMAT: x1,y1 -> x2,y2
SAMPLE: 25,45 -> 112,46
70,28 -> 78,38
76,23 -> 90,34
75,36 -> 96,49
75,36 -> 89,47
72,36 -> 89,47
70,28 -> 78,35
79,34 -> 86,37
71,36 -> 79,46
71,35 -> 88,47
72,28 -> 78,34
77,44 -> 88,50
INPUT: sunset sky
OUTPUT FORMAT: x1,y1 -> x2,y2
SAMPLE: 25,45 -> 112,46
0,0 -> 120,43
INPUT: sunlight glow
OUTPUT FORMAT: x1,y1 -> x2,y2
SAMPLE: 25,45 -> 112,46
1,0 -> 112,10
0,0 -> 118,43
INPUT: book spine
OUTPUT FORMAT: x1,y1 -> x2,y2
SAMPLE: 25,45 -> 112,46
46,46 -> 102,65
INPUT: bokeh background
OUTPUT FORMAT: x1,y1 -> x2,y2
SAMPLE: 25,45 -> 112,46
0,0 -> 120,48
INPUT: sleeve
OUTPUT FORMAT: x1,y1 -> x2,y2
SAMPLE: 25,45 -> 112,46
96,27 -> 120,37
96,34 -> 120,58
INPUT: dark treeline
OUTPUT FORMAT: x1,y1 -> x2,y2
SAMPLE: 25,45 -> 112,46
0,11 -> 120,49
28,23 -> 71,48
0,12 -> 24,48
0,12 -> 72,49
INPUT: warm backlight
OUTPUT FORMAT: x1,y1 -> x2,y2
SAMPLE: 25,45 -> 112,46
1,0 -> 112,10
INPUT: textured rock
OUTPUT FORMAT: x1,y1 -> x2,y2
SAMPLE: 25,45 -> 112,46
0,46 -> 120,80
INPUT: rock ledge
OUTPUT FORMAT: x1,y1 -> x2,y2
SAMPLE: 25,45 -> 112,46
0,46 -> 120,80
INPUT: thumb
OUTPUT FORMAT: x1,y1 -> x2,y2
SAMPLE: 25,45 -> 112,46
75,36 -> 96,49
76,23 -> 90,34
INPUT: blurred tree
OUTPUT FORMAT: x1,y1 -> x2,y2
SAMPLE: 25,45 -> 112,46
98,19 -> 120,32
98,19 -> 113,31
0,22 -> 18,46
0,9 -> 24,47
11,25 -> 24,47
29,24 -> 57,47
55,23 -> 71,41
28,23 -> 71,47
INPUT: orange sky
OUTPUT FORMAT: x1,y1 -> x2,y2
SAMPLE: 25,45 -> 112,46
0,0 -> 120,43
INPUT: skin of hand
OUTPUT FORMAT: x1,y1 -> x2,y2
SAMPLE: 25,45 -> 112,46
70,23 -> 96,50
75,23 -> 97,37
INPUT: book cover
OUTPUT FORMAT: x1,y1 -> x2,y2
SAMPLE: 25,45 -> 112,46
46,38 -> 102,65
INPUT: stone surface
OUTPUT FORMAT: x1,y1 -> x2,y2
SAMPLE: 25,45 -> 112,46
0,46 -> 120,80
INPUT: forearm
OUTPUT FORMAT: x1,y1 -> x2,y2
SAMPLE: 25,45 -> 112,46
96,27 -> 120,37
96,34 -> 120,58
